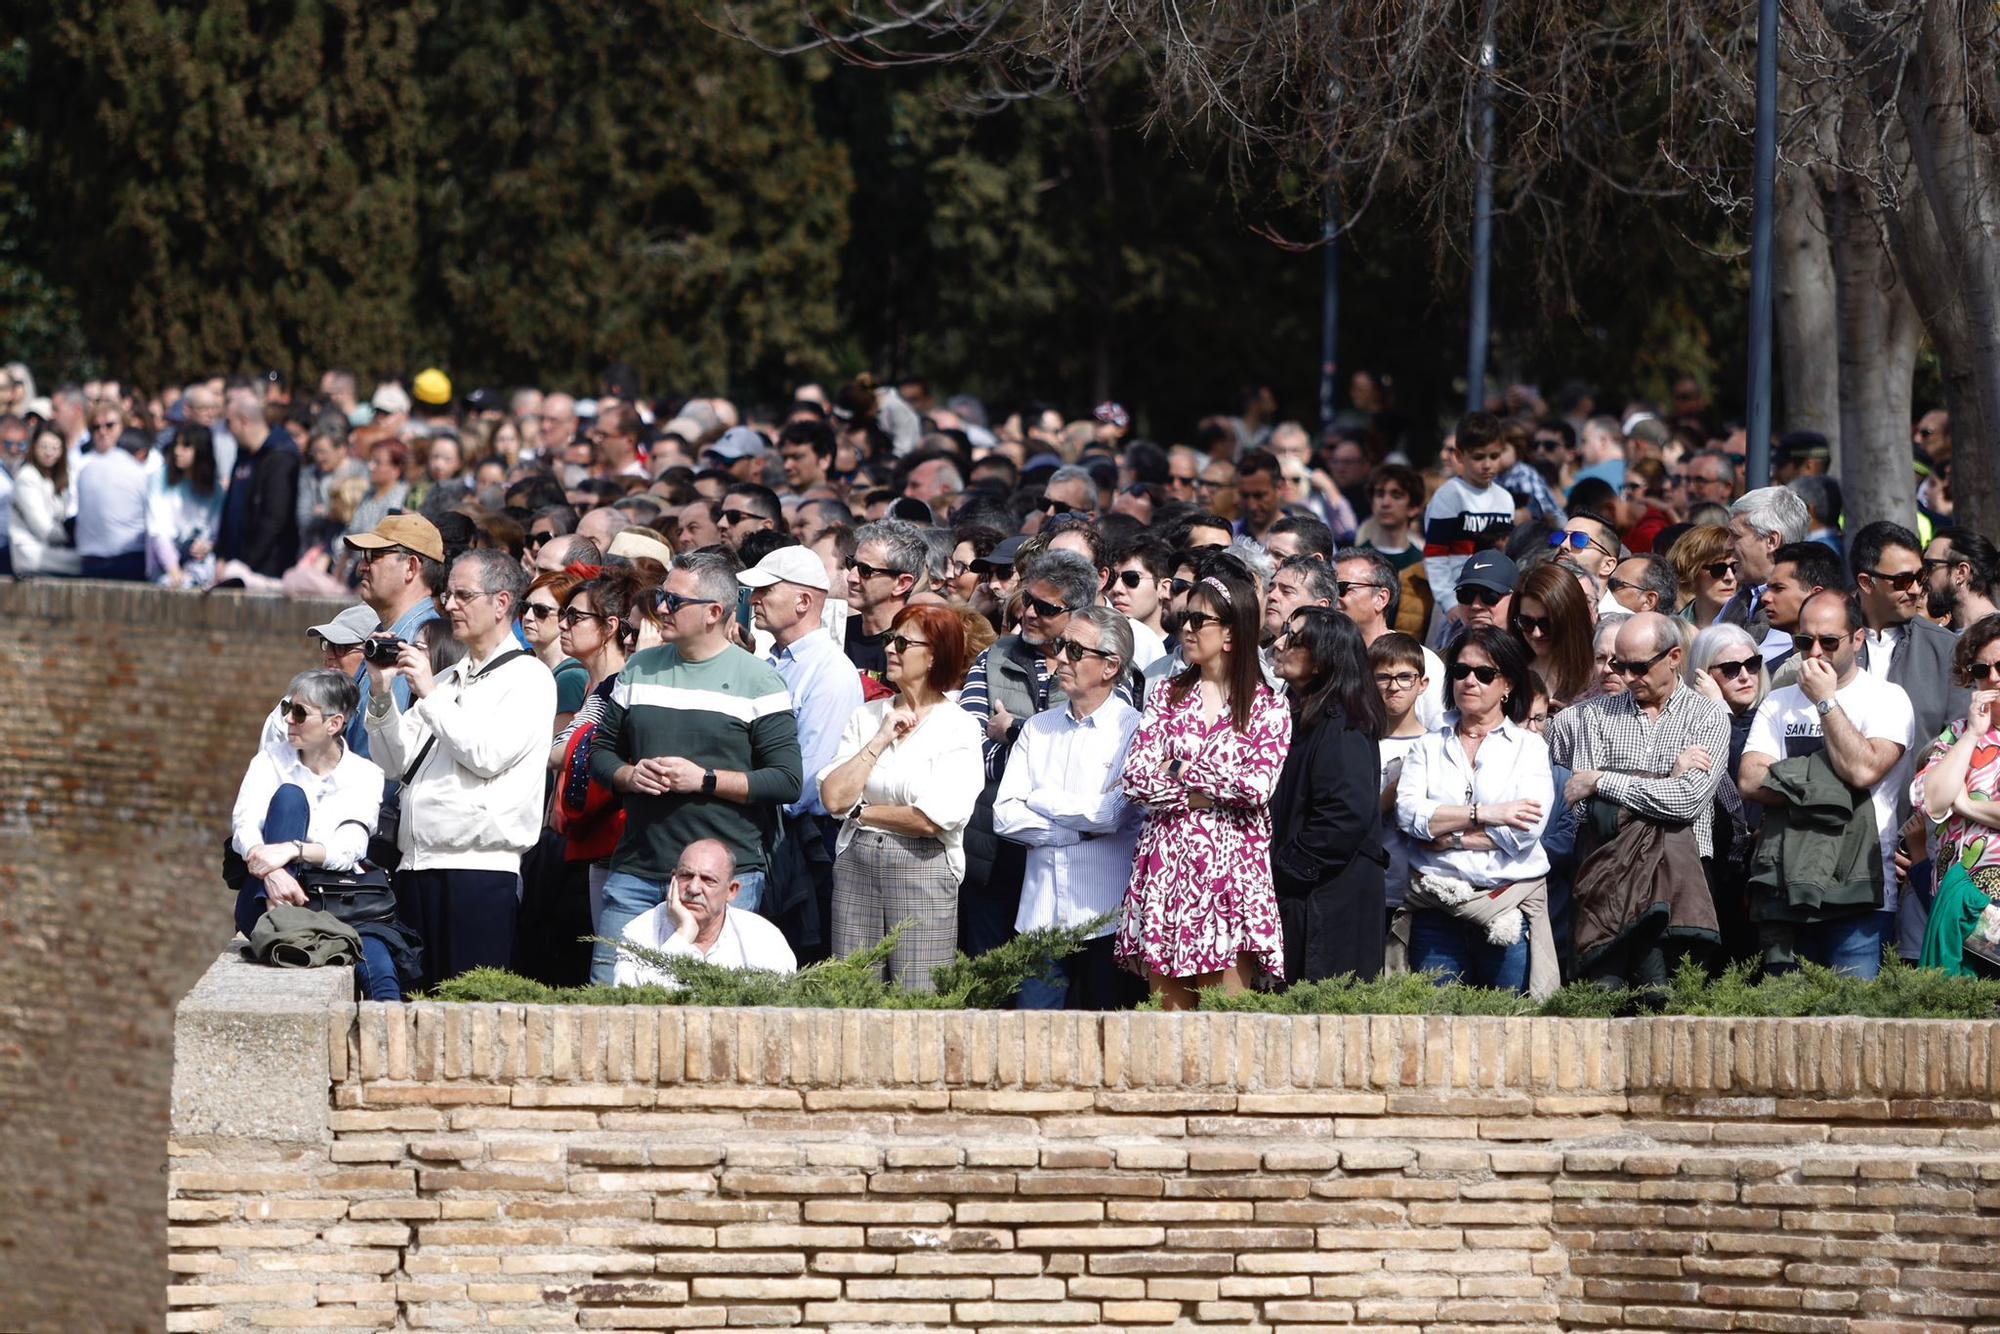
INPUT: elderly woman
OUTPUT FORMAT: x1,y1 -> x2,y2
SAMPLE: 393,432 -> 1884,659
1687,621 -> 1769,966
1395,626 -> 1556,996
1669,523 -> 1739,628
230,669 -> 400,999
819,604 -> 985,992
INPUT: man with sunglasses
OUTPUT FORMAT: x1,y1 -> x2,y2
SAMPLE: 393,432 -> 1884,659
717,483 -> 782,553
1923,531 -> 2000,630
343,513 -> 445,756
1760,541 -> 1849,676
1849,521 -> 1968,960
1106,534 -> 1174,669
1547,612 -> 1730,989
1436,549 -> 1517,652
588,551 -> 804,981
1334,547 -> 1446,727
841,519 -> 928,681
1025,465 -> 1098,536
1740,590 -> 1914,979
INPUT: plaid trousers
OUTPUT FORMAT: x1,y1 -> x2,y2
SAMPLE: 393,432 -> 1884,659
833,828 -> 960,993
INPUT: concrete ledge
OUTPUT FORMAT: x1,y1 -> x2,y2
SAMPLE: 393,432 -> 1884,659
171,952 -> 354,1144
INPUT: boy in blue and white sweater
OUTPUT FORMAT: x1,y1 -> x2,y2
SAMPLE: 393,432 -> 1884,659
1423,411 -> 1515,613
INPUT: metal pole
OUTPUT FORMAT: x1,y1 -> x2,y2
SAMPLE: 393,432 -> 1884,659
1465,0 -> 1498,415
1319,177 -> 1340,438
1745,0 -> 1779,488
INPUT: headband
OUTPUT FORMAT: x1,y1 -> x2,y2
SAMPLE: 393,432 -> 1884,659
1200,575 -> 1232,605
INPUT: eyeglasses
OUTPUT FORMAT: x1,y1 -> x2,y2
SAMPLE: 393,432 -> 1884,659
555,607 -> 604,627
655,591 -> 719,616
1023,592 -> 1071,618
1549,530 -> 1614,560
1526,713 -> 1550,728
1112,570 -> 1153,589
971,560 -> 1011,578
364,546 -> 414,564
1039,496 -> 1078,516
439,586 -> 492,606
1168,577 -> 1194,595
1704,561 -> 1739,580
887,634 -> 932,654
1181,611 -> 1222,633
92,419 -> 120,431
845,557 -> 898,582
1457,586 -> 1505,608
1374,671 -> 1420,690
1605,576 -> 1641,597
1516,613 -> 1553,637
1710,655 -> 1761,679
522,602 -> 560,622
1922,556 -> 1958,574
1968,662 -> 2000,682
1448,662 -> 1501,684
278,698 -> 321,725
1860,567 -> 1923,592
1193,477 -> 1228,493
1050,637 -> 1116,663
1337,580 -> 1384,598
720,508 -> 769,526
1609,646 -> 1674,678
1793,632 -> 1850,655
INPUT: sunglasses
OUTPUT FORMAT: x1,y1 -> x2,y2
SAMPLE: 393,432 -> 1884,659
1374,671 -> 1420,689
845,557 -> 898,581
1039,496 -> 1077,516
556,608 -> 605,627
522,603 -> 560,622
1922,556 -> 1958,574
655,591 -> 719,616
720,509 -> 768,526
1549,530 -> 1613,559
1168,577 -> 1195,595
1180,610 -> 1222,633
1023,592 -> 1070,618
1609,646 -> 1673,678
971,560 -> 1011,578
1710,655 -> 1761,679
887,634 -> 932,654
1337,580 -> 1384,598
1793,632 -> 1850,655
1860,567 -> 1923,592
278,698 -> 321,725
1516,613 -> 1553,637
1448,662 -> 1501,684
1969,663 -> 2000,682
1605,576 -> 1641,596
527,530 -> 556,549
1531,436 -> 1565,453
1050,637 -> 1116,663
1704,561 -> 1739,580
92,419 -> 121,431
1111,570 -> 1153,589
1457,586 -> 1505,608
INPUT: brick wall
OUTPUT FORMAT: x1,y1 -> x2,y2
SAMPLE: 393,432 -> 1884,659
168,954 -> 2000,1332
0,581 -> 349,1333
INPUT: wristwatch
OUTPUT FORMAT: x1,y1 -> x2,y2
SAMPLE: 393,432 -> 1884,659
1451,830 -> 1466,851
701,768 -> 718,797
1814,698 -> 1837,718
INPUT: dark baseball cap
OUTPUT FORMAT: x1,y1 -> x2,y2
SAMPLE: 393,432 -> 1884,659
1457,550 -> 1519,596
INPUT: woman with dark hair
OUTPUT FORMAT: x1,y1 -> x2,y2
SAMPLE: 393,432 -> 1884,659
819,603 -> 985,992
1915,614 -> 2000,899
1115,563 -> 1292,1007
10,428 -> 79,576
1394,626 -> 1557,996
1509,561 -> 1595,709
1269,607 -> 1389,981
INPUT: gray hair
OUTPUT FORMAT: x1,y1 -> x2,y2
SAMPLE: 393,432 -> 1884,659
1046,464 -> 1097,495
1787,473 -> 1842,526
1687,620 -> 1769,708
547,533 -> 603,566
674,548 -> 744,606
458,547 -> 530,608
853,518 -> 930,576
1020,550 -> 1101,611
918,526 -> 955,585
1627,554 -> 1680,609
1280,553 -> 1341,604
1066,604 -> 1135,668
1595,612 -> 1631,651
1229,537 -> 1275,591
286,668 -> 360,722
1731,486 -> 1810,544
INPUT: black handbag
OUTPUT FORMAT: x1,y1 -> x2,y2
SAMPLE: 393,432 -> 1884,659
297,864 -> 399,925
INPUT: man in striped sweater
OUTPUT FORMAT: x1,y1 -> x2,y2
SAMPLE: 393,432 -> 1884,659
587,550 -> 804,984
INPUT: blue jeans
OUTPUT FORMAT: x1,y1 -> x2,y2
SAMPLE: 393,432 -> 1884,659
1410,910 -> 1530,993
593,867 -> 764,985
1780,910 -> 1890,981
238,783 -> 399,999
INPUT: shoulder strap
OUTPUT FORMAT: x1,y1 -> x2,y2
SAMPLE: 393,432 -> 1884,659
398,650 -> 529,783
468,648 -> 531,682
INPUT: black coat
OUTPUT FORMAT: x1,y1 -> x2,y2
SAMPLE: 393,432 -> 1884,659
1270,708 -> 1388,983
227,431 -> 302,576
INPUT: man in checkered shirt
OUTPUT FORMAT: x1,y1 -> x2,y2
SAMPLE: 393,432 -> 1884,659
1546,611 -> 1731,983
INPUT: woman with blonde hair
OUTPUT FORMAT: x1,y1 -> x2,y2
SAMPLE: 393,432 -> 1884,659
1668,523 -> 1738,627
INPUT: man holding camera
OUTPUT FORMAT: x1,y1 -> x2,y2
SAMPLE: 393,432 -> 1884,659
365,548 -> 555,987
344,512 -> 443,758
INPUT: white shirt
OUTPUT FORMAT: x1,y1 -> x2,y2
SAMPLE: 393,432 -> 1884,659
1744,673 -> 1915,908
992,694 -> 1143,937
74,446 -> 150,558
1377,731 -> 1426,906
1396,716 -> 1554,887
1863,627 -> 1902,681
613,903 -> 797,986
1759,625 -> 1793,664
819,698 -> 985,882
230,741 -> 385,872
1417,646 -> 1447,730
1126,618 -> 1167,671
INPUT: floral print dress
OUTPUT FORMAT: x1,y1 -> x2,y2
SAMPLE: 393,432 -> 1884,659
1114,680 -> 1293,980
1913,718 -> 2000,893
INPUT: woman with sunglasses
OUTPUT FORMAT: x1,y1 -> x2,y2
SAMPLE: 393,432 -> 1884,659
522,570 -> 589,735
1115,563 -> 1292,1007
1394,626 -> 1556,995
1508,562 -> 1595,710
1686,622 -> 1770,965
1668,524 -> 1738,629
819,604 -> 984,993
1913,616 -> 2000,930
1269,607 -> 1389,982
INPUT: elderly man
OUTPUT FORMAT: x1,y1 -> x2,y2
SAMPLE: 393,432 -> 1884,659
1027,465 -> 1098,534
1722,485 -> 1811,646
539,393 -> 579,468
1436,549 -> 1517,651
365,549 -> 555,987
1606,554 -> 1679,616
590,550 -> 804,981
992,605 -> 1144,1010
611,839 -> 797,986
1547,612 -> 1730,989
1740,591 -> 1914,978
533,531 -> 602,576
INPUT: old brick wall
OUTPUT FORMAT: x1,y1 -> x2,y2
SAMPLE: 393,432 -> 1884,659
0,581 -> 348,1333
167,958 -> 2000,1333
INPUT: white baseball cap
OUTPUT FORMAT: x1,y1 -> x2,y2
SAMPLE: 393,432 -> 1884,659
737,545 -> 830,592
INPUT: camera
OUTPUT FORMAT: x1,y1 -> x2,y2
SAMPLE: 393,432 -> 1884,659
362,635 -> 408,664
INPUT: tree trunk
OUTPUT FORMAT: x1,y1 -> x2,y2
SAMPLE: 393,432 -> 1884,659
1774,88 -> 1841,452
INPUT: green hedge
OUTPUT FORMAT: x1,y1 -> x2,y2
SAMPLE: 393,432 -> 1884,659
431,934 -> 2000,1020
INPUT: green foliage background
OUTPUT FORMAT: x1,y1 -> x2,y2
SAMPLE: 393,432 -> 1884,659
0,5 -> 1750,434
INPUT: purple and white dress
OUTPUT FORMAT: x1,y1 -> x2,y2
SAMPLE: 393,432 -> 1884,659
1114,681 -> 1292,980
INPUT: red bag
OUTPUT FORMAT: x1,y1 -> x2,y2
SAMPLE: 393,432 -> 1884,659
554,721 -> 625,863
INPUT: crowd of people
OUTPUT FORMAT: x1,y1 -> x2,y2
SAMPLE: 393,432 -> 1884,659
12,357 -> 1996,1005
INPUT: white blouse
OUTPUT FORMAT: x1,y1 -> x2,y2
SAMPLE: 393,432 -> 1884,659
818,697 -> 985,881
10,466 -> 79,575
1394,714 -> 1553,887
231,741 -> 386,873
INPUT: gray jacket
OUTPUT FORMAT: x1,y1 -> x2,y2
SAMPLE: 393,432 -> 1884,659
1886,616 -> 1965,821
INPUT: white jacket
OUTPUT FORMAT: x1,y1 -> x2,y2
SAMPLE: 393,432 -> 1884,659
10,466 -> 80,575
364,642 -> 556,873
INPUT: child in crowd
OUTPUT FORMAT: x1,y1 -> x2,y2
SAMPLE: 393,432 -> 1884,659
1370,631 -> 1432,974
